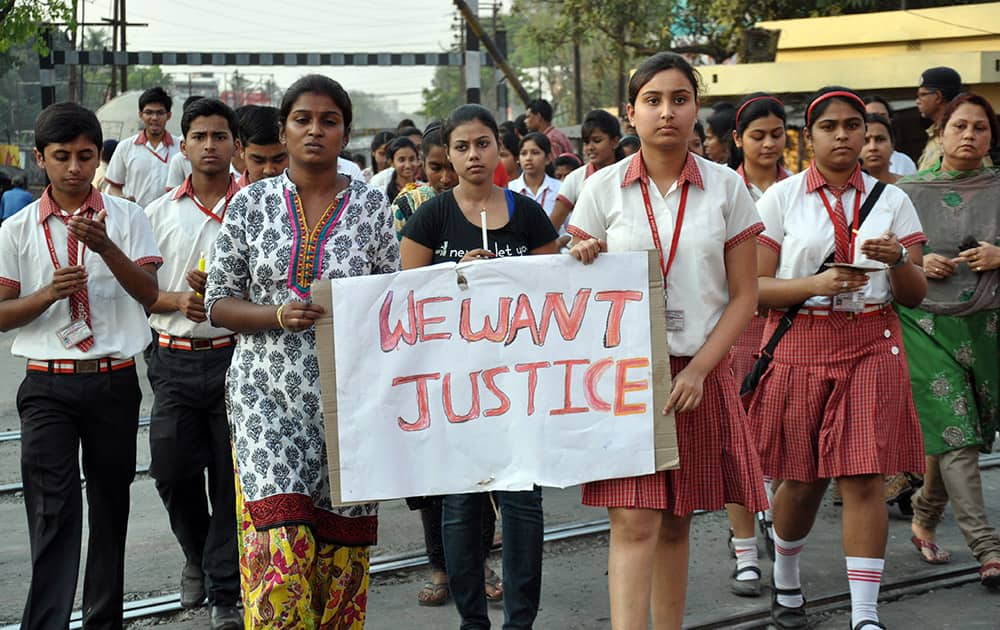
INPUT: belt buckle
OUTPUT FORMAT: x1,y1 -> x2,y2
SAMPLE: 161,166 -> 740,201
192,338 -> 213,351
76,359 -> 100,374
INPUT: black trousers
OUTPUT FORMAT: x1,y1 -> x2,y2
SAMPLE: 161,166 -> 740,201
17,365 -> 141,630
147,343 -> 238,606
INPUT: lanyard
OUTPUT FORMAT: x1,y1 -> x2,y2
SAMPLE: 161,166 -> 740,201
190,194 -> 230,224
640,180 -> 689,282
41,210 -> 90,269
538,187 -> 548,209
817,187 -> 863,261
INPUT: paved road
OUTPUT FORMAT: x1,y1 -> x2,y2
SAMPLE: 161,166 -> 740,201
1,329 -> 998,628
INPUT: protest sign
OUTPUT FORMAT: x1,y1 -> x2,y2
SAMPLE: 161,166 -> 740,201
314,251 -> 677,505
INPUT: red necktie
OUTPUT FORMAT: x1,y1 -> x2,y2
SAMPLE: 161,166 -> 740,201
61,211 -> 95,351
827,186 -> 851,263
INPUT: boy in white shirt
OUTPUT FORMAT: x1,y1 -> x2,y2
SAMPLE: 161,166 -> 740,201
0,102 -> 161,629
144,98 -> 243,630
105,86 -> 180,207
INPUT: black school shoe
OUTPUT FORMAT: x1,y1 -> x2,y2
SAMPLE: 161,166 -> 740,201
770,580 -> 808,629
852,621 -> 886,630
180,560 -> 206,609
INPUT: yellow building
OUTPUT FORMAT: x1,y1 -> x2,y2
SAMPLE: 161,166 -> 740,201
699,2 -> 1000,164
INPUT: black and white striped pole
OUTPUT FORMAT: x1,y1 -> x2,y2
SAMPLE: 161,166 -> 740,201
464,0 -> 480,104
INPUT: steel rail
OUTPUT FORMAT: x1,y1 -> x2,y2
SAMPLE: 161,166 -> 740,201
0,416 -> 151,443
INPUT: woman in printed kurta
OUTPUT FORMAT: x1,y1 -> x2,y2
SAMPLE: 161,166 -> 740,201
204,75 -> 399,629
896,93 -> 1000,587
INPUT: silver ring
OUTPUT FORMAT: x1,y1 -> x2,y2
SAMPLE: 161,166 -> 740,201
841,280 -> 848,289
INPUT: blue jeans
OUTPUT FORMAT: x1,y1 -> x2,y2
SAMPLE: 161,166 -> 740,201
442,489 -> 543,629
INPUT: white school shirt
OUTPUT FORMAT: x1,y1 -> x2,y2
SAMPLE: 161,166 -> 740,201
555,162 -> 597,211
890,150 -> 917,176
105,130 -> 179,208
569,152 -> 763,357
756,165 -> 926,308
0,187 -> 162,360
165,152 -> 240,191
368,166 -> 395,189
509,173 -> 561,225
145,175 -> 239,339
338,156 -> 364,181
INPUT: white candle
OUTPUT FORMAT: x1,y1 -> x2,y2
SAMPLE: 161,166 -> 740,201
74,208 -> 85,264
480,209 -> 488,252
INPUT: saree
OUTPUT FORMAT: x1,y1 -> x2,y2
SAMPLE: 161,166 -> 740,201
896,165 -> 1000,455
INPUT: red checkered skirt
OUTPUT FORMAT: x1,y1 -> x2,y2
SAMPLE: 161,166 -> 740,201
730,313 -> 768,383
581,356 -> 768,515
746,308 -> 925,482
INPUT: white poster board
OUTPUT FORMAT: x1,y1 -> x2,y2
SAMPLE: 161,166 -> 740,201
314,251 -> 677,504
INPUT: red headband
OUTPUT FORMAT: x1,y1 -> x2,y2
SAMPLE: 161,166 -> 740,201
735,95 -> 784,130
805,90 -> 866,127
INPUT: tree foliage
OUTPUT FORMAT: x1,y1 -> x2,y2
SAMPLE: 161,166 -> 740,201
0,0 -> 74,54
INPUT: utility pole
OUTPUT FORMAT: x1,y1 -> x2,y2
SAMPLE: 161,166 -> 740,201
464,0 -> 480,104
572,36 -> 583,125
110,0 -> 118,96
453,0 -> 531,107
68,0 -> 79,102
120,0 -> 127,91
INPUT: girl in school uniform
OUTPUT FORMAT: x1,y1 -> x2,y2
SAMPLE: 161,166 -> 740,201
724,92 -> 791,597
549,109 -> 624,234
749,86 -> 928,630
508,132 -> 561,228
568,52 -> 768,630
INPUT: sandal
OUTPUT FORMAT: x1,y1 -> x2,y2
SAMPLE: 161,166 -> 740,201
485,568 -> 503,601
770,581 -> 808,629
729,564 -> 761,597
910,534 -> 951,564
979,559 -> 1000,588
416,581 -> 450,607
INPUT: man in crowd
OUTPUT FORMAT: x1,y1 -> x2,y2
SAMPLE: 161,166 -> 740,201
105,86 -> 180,207
524,98 -> 574,157
1,174 -> 33,222
916,66 -> 962,171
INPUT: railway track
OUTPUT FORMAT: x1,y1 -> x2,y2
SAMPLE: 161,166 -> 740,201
0,416 -> 151,444
0,455 -> 995,627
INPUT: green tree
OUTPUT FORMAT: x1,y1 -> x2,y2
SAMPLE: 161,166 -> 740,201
0,0 -> 74,54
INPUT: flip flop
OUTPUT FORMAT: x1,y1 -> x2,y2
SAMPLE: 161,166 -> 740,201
485,569 -> 504,602
980,559 -> 1000,588
417,581 -> 450,606
910,534 -> 951,564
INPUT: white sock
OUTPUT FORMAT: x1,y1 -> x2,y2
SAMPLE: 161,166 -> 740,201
773,532 -> 806,607
846,556 -> 884,628
763,477 -> 776,522
732,537 -> 759,580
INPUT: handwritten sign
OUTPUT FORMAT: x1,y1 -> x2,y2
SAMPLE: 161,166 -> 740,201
314,251 -> 677,504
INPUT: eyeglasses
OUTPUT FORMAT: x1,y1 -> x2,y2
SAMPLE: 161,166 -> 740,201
141,109 -> 168,117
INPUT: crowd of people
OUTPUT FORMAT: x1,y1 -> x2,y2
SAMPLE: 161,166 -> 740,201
0,53 -> 998,630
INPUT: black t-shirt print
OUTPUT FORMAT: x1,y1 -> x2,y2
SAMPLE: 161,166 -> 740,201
401,189 -> 559,265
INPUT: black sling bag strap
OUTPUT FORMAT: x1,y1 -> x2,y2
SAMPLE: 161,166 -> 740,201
740,181 -> 887,399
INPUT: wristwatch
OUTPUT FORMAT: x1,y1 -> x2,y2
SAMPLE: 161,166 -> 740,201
890,245 -> 909,268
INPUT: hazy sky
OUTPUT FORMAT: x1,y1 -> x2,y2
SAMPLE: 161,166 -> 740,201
81,0 -> 507,112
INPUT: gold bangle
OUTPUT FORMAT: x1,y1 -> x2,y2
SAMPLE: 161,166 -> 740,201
275,303 -> 287,330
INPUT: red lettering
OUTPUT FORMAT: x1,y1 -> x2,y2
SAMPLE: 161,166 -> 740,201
505,294 -> 542,346
614,358 -> 650,416
583,358 -> 614,412
481,366 -> 511,417
538,290 -> 591,343
391,372 -> 441,431
549,359 -> 590,415
594,290 -> 643,348
515,361 -> 551,416
379,290 -> 418,352
416,296 -> 453,342
459,297 -> 512,342
443,371 -> 481,423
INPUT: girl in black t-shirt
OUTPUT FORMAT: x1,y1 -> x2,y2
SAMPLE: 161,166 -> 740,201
399,104 -> 558,629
